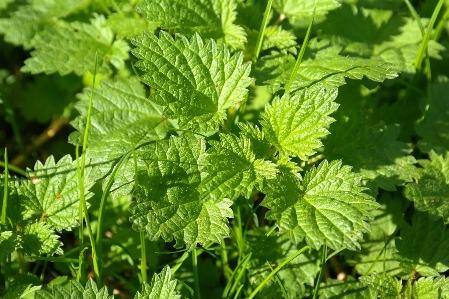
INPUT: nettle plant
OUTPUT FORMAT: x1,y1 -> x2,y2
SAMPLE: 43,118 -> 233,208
1,0 -> 449,298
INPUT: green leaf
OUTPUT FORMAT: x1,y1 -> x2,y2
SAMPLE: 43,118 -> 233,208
261,88 -> 338,160
69,77 -> 167,199
416,77 -> 449,154
136,0 -> 246,49
247,228 -> 319,298
237,123 -> 272,159
0,174 -> 24,224
131,32 -> 252,133
20,155 -> 94,231
130,134 -> 233,248
322,93 -> 419,193
412,276 -> 449,299
359,273 -> 401,299
273,0 -> 340,21
395,211 -> 449,277
0,231 -> 19,260
0,0 -> 89,49
320,276 -> 377,299
252,38 -> 398,94
2,284 -> 41,299
20,222 -> 63,256
262,159 -> 378,250
135,266 -> 181,299
35,279 -> 112,299
105,13 -> 160,38
200,132 -> 278,200
262,26 -> 297,52
22,15 -> 129,76
405,151 -> 449,222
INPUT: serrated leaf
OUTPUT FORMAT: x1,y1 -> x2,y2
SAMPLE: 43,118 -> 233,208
0,231 -> 19,259
252,38 -> 398,94
247,228 -> 319,298
0,174 -> 24,224
69,77 -> 167,199
322,95 -> 419,193
262,26 -> 297,51
130,134 -> 233,248
20,222 -> 63,256
273,0 -> 340,20
261,88 -> 338,160
20,155 -> 94,231
35,279 -> 112,299
136,0 -> 246,49
105,13 -> 160,38
320,276 -> 377,299
131,32 -> 252,133
405,151 -> 449,222
237,123 -> 272,159
200,133 -> 278,200
412,276 -> 449,299
416,77 -> 449,154
359,273 -> 402,299
135,266 -> 181,299
22,15 -> 129,76
2,284 -> 41,299
0,0 -> 89,49
263,159 -> 378,250
395,211 -> 449,277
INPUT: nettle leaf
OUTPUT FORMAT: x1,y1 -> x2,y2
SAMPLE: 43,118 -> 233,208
35,279 -> 112,299
395,211 -> 449,277
135,267 -> 181,299
105,13 -> 160,39
131,32 -> 252,134
405,151 -> 449,222
320,276 -> 377,299
262,160 -> 378,250
136,0 -> 246,49
237,123 -> 272,159
416,77 -> 449,154
130,134 -> 233,248
0,174 -> 24,224
262,26 -> 297,52
247,228 -> 319,298
0,0 -> 89,49
252,38 -> 398,94
0,231 -> 20,260
273,0 -> 340,20
70,77 -> 168,199
2,284 -> 41,299
412,276 -> 449,299
359,274 -> 402,299
261,88 -> 338,160
323,96 -> 418,193
20,155 -> 94,231
200,133 -> 278,200
22,15 -> 129,76
20,222 -> 63,256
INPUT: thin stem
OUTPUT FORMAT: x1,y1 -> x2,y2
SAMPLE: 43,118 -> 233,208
0,161 -> 25,176
252,0 -> 274,63
267,262 -> 289,299
248,245 -> 309,299
220,237 -> 231,281
312,245 -> 328,299
222,252 -> 252,299
2,148 -> 8,225
76,146 -> 86,284
192,247 -> 201,299
433,4 -> 449,41
285,9 -> 315,93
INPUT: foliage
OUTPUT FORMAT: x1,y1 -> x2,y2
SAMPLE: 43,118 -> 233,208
1,0 -> 449,298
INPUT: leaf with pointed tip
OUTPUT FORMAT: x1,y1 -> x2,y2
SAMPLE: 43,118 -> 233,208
0,231 -> 19,260
320,276 -> 377,299
2,284 -> 41,299
0,174 -> 24,224
395,211 -> 449,277
412,276 -> 449,299
136,0 -> 246,49
130,134 -> 233,248
405,151 -> 449,223
22,15 -> 129,76
263,160 -> 378,250
261,88 -> 338,160
20,222 -> 63,256
273,0 -> 340,21
359,274 -> 402,299
131,32 -> 252,134
253,38 -> 398,94
200,133 -> 278,200
416,77 -> 449,155
35,279 -> 112,299
20,155 -> 94,231
135,267 -> 181,299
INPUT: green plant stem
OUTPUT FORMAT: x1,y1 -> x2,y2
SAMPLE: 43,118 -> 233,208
248,245 -> 309,299
1,148 -> 8,224
285,9 -> 315,93
139,232 -> 147,283
312,245 -> 327,299
220,237 -> 231,281
267,262 -> 289,299
222,252 -> 252,299
365,227 -> 399,276
0,161 -> 25,176
78,54 -> 102,286
433,4 -> 449,41
192,247 -> 201,299
76,146 -> 86,284
234,205 -> 245,259
252,0 -> 274,63
171,242 -> 214,274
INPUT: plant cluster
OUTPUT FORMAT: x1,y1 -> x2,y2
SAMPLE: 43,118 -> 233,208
1,0 -> 449,298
